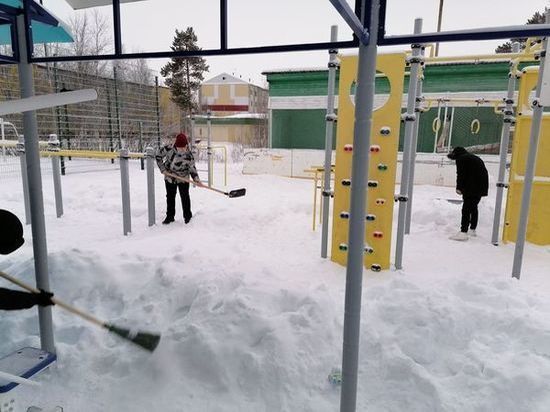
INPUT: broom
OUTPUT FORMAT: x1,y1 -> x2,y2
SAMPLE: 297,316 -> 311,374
0,270 -> 160,352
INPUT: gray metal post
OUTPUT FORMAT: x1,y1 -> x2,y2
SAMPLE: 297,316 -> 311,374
511,25 -> 549,279
207,109 -> 212,187
492,42 -> 520,245
339,2 -> 379,411
405,24 -> 425,235
16,137 -> 31,225
120,149 -> 132,235
16,14 -> 55,353
146,147 -> 156,227
394,19 -> 423,270
48,134 -> 63,218
321,26 -> 339,259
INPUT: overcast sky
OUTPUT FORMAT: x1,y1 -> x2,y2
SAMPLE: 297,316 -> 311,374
44,0 -> 549,86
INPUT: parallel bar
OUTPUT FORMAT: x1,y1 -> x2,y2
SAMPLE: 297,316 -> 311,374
220,0 -> 227,50
49,135 -> 63,218
492,42 -> 520,246
511,18 -> 549,279
405,34 -> 426,235
394,18 -> 423,270
16,13 -> 55,354
112,0 -> 122,55
380,24 -> 550,46
339,1 -> 379,411
321,25 -> 338,259
17,138 -> 31,225
29,40 -> 359,63
120,149 -> 132,236
146,147 -> 155,227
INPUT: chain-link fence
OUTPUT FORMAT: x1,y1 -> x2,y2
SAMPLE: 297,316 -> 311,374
0,63 -> 184,177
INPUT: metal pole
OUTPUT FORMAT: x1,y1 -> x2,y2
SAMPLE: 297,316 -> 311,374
106,79 -> 115,164
321,25 -> 339,258
16,13 -> 55,353
433,103 -> 441,153
492,42 -> 520,245
511,22 -> 549,279
114,66 -> 122,150
405,35 -> 425,235
155,76 -> 161,148
17,137 -> 31,225
139,121 -> 144,170
1,117 -> 5,161
120,148 -> 132,236
52,62 -> 65,175
146,147 -> 156,227
48,134 -> 63,218
339,1 -> 379,411
190,113 -> 195,151
394,18 -> 423,270
435,0 -> 444,56
207,109 -> 212,187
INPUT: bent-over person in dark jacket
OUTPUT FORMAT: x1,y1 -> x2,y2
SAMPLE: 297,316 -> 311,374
0,209 -> 55,310
447,147 -> 489,241
156,133 -> 203,225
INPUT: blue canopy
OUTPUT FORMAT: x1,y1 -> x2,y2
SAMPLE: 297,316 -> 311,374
0,0 -> 73,45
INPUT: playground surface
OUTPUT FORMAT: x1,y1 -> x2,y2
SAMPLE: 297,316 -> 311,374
1,159 -> 550,411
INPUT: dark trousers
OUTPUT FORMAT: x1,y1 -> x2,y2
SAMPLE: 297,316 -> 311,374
461,196 -> 481,233
165,180 -> 192,221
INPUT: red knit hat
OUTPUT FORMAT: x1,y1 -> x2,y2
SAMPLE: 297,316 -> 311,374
174,133 -> 188,148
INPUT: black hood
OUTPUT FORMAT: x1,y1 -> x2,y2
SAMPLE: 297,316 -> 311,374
447,146 -> 468,160
0,209 -> 24,255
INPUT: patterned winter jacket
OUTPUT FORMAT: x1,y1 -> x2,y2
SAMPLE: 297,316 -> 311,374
156,144 -> 199,184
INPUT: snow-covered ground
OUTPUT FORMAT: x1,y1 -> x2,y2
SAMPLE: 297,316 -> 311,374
1,158 -> 550,411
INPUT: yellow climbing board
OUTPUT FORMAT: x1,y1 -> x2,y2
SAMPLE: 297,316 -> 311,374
331,53 -> 406,270
503,66 -> 550,245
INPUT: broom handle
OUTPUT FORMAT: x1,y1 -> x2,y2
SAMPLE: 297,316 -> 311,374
0,270 -> 105,328
164,172 -> 227,196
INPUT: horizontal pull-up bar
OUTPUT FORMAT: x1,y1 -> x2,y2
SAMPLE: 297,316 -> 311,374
380,24 -> 550,46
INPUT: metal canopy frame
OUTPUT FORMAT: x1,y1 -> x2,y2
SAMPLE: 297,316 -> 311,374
0,0 -> 548,64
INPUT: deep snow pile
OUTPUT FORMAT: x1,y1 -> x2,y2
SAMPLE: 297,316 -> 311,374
1,159 -> 550,411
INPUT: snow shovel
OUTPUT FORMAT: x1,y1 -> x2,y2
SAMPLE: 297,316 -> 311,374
0,270 -> 161,352
164,172 -> 246,198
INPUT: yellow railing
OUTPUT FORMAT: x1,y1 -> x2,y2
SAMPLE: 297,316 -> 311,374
304,165 -> 334,231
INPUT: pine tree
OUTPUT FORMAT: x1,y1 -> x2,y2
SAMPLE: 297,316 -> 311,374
161,27 -> 209,119
495,11 -> 544,53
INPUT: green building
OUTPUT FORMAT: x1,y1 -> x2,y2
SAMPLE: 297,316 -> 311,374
263,58 -> 537,153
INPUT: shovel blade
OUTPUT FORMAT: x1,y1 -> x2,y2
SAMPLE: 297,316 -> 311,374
228,188 -> 246,198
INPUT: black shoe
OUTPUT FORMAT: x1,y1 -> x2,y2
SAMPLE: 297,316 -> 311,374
162,217 -> 175,225
184,213 -> 192,224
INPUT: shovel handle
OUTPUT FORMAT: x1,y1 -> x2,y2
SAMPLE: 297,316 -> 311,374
164,172 -> 228,196
0,270 -> 105,327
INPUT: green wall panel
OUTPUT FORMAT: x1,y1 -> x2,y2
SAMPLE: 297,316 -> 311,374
272,109 -> 337,149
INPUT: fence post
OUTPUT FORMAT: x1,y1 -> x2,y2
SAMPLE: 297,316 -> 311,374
139,121 -> 144,170
120,148 -> 132,235
207,109 -> 212,187
48,134 -> 63,218
146,147 -> 156,226
16,136 -> 31,225
114,66 -> 122,150
155,76 -> 161,148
